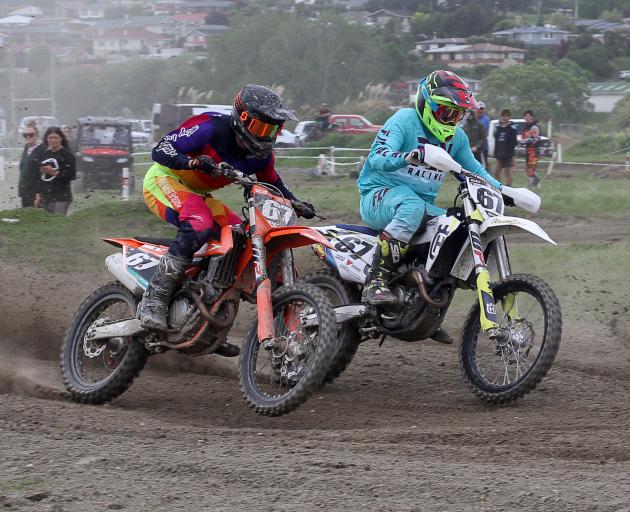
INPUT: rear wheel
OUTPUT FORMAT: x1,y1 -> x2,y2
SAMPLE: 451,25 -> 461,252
300,269 -> 361,384
239,283 -> 338,416
459,274 -> 562,404
60,282 -> 148,404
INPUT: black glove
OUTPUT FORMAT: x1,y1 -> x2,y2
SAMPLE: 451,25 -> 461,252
191,155 -> 217,173
294,201 -> 315,219
502,194 -> 515,207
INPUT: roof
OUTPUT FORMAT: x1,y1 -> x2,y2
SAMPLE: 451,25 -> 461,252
0,15 -> 33,25
8,6 -> 42,17
588,82 -> 630,95
416,37 -> 466,44
172,13 -> 207,22
425,43 -> 526,53
493,25 -> 570,36
574,19 -> 627,31
365,9 -> 410,19
87,28 -> 173,40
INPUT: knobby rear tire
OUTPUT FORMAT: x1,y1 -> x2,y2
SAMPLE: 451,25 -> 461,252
459,274 -> 562,404
239,283 -> 338,416
60,282 -> 149,404
300,269 -> 362,384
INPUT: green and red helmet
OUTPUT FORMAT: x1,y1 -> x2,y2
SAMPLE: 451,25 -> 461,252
415,70 -> 478,142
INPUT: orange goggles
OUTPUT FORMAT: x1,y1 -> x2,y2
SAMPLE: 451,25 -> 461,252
240,111 -> 283,140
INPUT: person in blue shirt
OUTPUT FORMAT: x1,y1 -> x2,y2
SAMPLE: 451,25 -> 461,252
358,70 -> 503,323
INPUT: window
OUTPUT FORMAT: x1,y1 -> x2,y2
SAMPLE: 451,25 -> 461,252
349,118 -> 366,128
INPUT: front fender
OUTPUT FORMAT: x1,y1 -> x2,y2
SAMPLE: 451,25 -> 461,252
450,215 -> 555,281
480,215 -> 555,246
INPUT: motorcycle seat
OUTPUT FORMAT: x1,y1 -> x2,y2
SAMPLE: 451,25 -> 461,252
335,224 -> 380,237
134,236 -> 173,247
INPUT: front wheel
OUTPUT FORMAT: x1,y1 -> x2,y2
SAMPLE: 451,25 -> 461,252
60,282 -> 149,404
239,283 -> 338,416
459,274 -> 562,404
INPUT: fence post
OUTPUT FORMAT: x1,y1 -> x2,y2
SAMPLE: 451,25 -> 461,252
626,151 -> 630,172
329,146 -> 336,176
0,154 -> 4,181
122,167 -> 130,200
557,143 -> 562,163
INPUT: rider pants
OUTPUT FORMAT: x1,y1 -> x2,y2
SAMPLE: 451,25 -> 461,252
143,164 -> 241,258
359,185 -> 445,243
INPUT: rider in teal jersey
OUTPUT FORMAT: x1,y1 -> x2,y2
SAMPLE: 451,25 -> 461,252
358,70 -> 503,332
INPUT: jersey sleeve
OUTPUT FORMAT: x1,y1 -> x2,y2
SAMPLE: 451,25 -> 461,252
254,155 -> 297,200
152,114 -> 215,170
366,111 -> 410,172
452,128 -> 502,189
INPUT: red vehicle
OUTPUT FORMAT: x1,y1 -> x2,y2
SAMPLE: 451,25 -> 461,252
60,163 -> 339,417
328,114 -> 382,134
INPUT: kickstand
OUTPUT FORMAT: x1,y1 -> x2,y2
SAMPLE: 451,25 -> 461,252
378,334 -> 387,347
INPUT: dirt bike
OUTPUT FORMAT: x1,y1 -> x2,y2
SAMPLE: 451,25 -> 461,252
60,163 -> 338,416
302,145 -> 562,403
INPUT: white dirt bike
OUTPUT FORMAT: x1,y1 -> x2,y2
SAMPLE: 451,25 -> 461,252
303,145 -> 562,403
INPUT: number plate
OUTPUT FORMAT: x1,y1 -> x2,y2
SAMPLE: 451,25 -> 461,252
467,178 -> 504,216
254,192 -> 297,228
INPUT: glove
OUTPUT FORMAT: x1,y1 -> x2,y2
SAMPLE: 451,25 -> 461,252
405,146 -> 425,165
293,201 -> 315,219
502,194 -> 515,207
189,155 -> 217,173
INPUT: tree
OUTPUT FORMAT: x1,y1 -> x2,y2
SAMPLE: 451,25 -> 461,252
566,42 -> 615,80
479,59 -> 592,122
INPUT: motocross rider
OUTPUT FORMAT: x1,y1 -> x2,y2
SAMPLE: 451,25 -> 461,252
138,84 -> 315,356
358,70 -> 503,344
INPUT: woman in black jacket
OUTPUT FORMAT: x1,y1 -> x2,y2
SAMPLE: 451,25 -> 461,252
35,127 -> 76,215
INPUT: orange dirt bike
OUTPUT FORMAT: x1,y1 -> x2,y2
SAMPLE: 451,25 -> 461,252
60,163 -> 338,416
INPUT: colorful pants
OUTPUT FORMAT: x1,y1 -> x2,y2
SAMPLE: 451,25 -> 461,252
525,149 -> 538,177
143,164 -> 241,258
359,185 -> 445,243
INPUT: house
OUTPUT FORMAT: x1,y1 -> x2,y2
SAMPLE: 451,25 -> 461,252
574,19 -> 629,33
364,9 -> 411,32
415,37 -> 467,53
182,29 -> 207,50
588,82 -> 630,113
492,25 -> 570,46
54,1 -> 105,20
0,15 -> 33,28
424,43 -> 526,69
7,6 -> 43,18
86,27 -> 173,57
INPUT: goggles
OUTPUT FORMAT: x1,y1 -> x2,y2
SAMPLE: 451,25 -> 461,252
23,132 -> 36,138
240,111 -> 283,140
433,104 -> 467,126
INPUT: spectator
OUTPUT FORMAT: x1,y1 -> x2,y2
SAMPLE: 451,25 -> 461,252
34,127 -> 76,215
522,110 -> 541,188
112,126 -> 129,146
493,109 -> 518,186
18,125 -> 46,207
315,102 -> 332,131
461,110 -> 486,165
476,101 -> 491,167
63,125 -> 77,153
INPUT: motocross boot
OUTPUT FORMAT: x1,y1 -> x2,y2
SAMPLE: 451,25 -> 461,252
138,253 -> 191,331
361,232 -> 408,306
430,327 -> 454,345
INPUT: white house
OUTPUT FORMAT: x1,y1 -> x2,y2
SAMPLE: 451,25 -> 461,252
492,25 -> 570,46
588,82 -> 630,113
424,43 -> 526,69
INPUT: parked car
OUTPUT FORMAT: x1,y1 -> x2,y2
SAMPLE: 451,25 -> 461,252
328,114 -> 382,134
487,118 -> 556,158
130,119 -> 151,146
275,128 -> 301,147
294,121 -> 315,144
74,117 -> 134,194
618,70 -> 630,80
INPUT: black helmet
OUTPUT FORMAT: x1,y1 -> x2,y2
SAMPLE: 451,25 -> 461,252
231,84 -> 297,159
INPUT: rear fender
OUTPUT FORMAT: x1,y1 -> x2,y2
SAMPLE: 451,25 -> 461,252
263,225 -> 334,258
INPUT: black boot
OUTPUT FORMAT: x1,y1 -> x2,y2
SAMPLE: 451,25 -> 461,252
137,253 -> 190,331
361,233 -> 408,306
430,327 -> 454,344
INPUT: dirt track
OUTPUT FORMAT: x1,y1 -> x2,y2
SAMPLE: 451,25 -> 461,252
1,215 -> 630,511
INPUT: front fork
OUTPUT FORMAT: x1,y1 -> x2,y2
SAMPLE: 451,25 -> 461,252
463,195 -> 519,335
